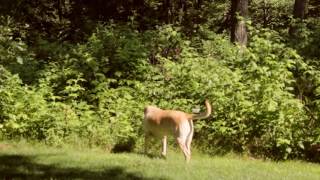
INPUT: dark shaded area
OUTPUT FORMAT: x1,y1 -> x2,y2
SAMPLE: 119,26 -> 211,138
0,0 -> 214,42
111,138 -> 136,153
0,154 -> 168,180
304,144 -> 320,163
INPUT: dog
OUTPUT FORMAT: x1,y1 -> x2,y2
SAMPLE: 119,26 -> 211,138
143,100 -> 212,162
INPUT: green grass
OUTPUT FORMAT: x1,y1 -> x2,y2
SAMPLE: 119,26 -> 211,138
0,141 -> 319,180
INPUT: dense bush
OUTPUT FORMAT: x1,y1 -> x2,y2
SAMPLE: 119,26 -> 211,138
202,30 -> 308,159
1,20 -> 320,160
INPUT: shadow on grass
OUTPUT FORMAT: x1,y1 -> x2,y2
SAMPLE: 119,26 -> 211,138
0,154 -> 168,180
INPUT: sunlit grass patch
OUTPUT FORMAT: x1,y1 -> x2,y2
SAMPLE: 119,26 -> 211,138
0,141 -> 319,180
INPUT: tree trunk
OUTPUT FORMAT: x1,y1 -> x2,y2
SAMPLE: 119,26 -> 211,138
289,0 -> 309,36
293,0 -> 308,19
164,0 -> 173,24
230,0 -> 248,47
197,0 -> 203,9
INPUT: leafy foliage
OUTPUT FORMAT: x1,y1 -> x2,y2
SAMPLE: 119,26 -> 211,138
0,0 -> 320,161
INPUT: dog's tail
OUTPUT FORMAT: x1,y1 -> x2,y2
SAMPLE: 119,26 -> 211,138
189,99 -> 212,120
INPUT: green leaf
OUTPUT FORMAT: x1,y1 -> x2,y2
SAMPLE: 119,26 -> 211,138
16,56 -> 23,64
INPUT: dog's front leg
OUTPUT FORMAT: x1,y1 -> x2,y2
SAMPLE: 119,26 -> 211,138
144,133 -> 150,155
161,135 -> 167,157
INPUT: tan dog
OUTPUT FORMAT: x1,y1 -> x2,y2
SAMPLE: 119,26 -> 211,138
143,100 -> 212,162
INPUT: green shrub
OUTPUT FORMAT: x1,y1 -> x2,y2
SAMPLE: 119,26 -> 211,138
0,16 -> 39,84
180,28 -> 309,159
1,22 -> 319,160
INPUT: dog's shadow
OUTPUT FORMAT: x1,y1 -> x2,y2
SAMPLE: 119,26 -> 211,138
0,154 -> 167,180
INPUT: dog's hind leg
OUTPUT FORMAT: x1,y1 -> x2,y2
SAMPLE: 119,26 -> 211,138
177,122 -> 192,162
176,137 -> 191,162
186,120 -> 194,156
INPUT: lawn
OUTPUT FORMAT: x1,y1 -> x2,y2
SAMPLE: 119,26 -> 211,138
0,141 -> 319,180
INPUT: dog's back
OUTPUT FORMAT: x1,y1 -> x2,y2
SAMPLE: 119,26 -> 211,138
144,106 -> 188,137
